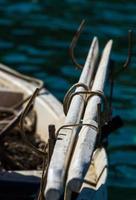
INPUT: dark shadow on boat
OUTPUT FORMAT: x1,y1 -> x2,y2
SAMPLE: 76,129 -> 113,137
0,171 -> 41,200
76,184 -> 107,200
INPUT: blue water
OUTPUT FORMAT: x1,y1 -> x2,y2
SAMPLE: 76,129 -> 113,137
0,1 -> 136,199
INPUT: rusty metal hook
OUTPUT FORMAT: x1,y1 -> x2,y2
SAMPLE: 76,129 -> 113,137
108,30 -> 133,117
20,88 -> 46,157
115,30 -> 133,77
123,30 -> 133,69
69,19 -> 86,69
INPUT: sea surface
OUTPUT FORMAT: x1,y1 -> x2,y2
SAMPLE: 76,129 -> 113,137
0,0 -> 136,199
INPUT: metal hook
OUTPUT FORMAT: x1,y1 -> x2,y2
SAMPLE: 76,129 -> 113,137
109,30 -> 133,112
69,19 -> 86,69
97,103 -> 101,135
96,103 -> 102,147
115,30 -> 133,77
20,88 -> 46,157
123,30 -> 132,69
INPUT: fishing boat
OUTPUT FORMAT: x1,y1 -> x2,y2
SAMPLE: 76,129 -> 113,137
0,49 -> 109,200
0,17 -> 126,198
0,63 -> 65,200
0,33 -> 113,200
0,36 -> 123,200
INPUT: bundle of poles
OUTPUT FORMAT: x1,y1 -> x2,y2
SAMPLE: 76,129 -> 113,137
43,34 -> 113,200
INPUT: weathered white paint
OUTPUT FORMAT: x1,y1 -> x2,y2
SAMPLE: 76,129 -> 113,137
0,63 -> 64,141
0,64 -> 64,184
44,37 -> 99,200
76,148 -> 108,200
65,40 -> 113,199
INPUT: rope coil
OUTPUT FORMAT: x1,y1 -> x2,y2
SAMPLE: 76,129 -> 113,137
63,82 -> 89,115
56,120 -> 98,137
63,83 -> 109,124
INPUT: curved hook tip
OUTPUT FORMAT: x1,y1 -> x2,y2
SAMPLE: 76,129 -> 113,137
123,29 -> 133,69
69,19 -> 86,69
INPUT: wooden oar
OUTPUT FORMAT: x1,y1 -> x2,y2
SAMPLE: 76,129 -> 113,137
44,37 -> 99,200
65,40 -> 113,200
